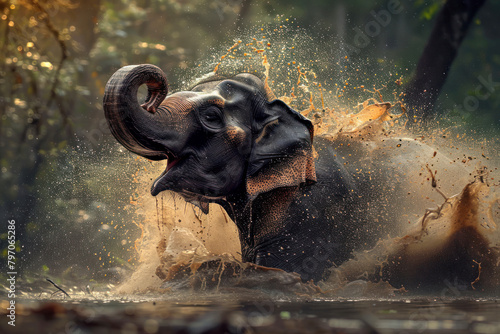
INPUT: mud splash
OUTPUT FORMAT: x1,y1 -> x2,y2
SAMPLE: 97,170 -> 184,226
116,25 -> 500,297
325,177 -> 500,293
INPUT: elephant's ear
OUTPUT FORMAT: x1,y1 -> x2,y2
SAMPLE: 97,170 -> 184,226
246,99 -> 316,197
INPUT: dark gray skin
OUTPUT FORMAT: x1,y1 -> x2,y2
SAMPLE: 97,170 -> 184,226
103,64 -> 450,282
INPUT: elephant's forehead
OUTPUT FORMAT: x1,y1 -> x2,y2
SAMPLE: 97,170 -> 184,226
161,95 -> 195,116
187,93 -> 225,108
158,94 -> 198,133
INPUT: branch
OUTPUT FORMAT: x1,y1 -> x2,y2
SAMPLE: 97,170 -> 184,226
235,0 -> 252,30
32,0 -> 72,131
46,278 -> 71,298
0,7 -> 12,138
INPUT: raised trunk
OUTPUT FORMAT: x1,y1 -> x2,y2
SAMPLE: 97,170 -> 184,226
103,64 -> 170,160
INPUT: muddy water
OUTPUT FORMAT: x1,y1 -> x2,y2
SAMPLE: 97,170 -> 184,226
113,27 -> 500,299
3,295 -> 500,333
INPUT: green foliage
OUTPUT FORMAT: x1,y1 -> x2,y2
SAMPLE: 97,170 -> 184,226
415,0 -> 445,20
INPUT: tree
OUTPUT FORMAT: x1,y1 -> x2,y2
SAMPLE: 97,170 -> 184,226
404,0 -> 487,126
0,0 -> 100,264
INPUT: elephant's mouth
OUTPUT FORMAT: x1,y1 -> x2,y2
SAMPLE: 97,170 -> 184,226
151,153 -> 225,214
151,153 -> 222,212
151,152 -> 182,196
165,153 -> 181,173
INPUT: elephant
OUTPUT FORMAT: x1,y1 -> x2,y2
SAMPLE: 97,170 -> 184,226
103,64 -> 470,283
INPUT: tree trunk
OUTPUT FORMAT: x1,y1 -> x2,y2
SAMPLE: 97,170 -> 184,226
404,0 -> 487,126
235,0 -> 252,30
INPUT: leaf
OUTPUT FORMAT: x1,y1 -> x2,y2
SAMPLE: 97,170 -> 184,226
58,141 -> 67,150
420,1 -> 442,21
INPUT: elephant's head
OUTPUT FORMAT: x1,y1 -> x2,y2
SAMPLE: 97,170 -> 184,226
103,64 -> 316,213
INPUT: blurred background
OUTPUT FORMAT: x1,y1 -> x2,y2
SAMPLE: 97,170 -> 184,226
0,0 -> 499,282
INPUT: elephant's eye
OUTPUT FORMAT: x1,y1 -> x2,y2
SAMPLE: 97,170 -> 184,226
198,106 -> 224,131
